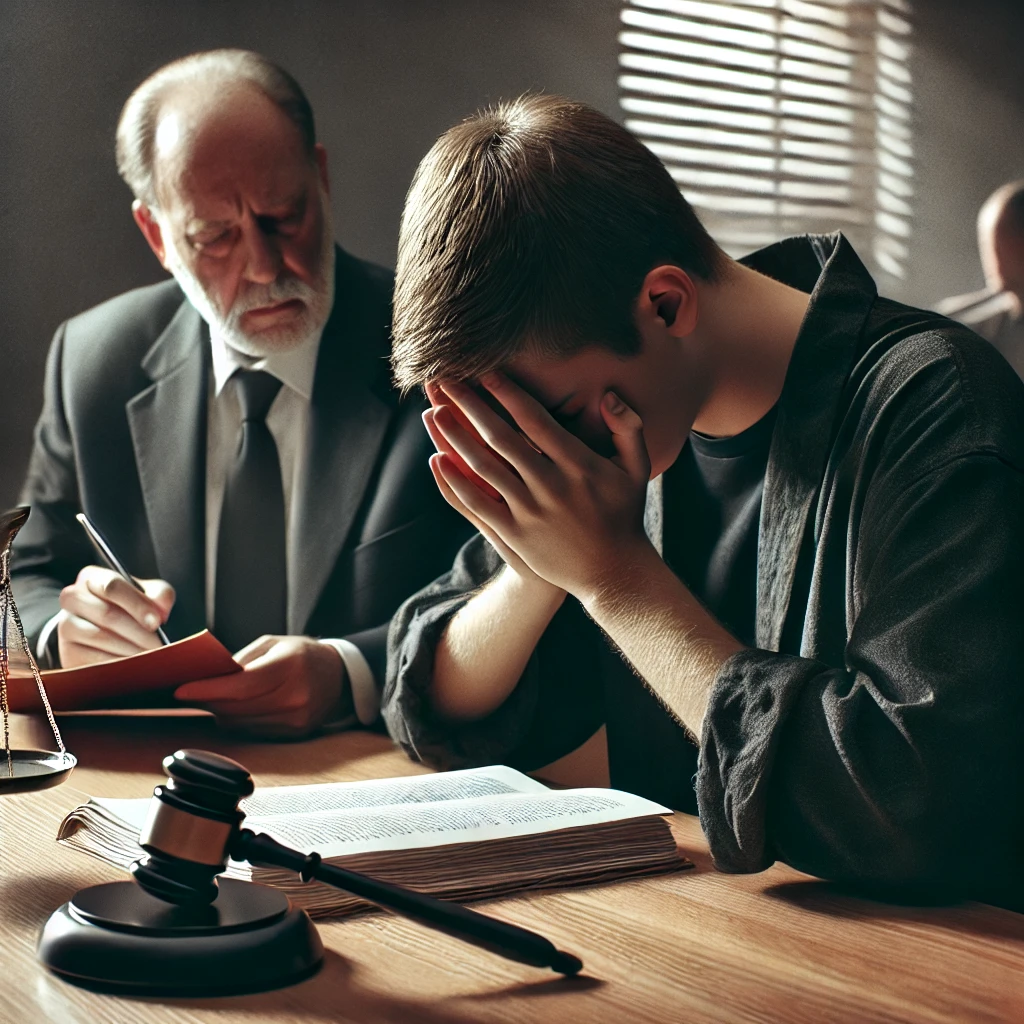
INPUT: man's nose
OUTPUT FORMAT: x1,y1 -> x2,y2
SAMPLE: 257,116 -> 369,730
241,222 -> 282,284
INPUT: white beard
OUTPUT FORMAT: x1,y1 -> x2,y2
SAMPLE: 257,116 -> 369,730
161,194 -> 335,358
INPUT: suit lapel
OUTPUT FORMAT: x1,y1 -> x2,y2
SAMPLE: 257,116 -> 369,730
288,381 -> 391,634
126,300 -> 208,637
288,250 -> 395,634
754,234 -> 877,651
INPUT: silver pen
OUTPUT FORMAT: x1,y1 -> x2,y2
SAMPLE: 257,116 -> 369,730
76,512 -> 170,645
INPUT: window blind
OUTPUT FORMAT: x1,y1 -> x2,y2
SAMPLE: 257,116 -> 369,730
619,0 -> 913,282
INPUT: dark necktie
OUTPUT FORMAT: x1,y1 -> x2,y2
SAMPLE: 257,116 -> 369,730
214,369 -> 287,653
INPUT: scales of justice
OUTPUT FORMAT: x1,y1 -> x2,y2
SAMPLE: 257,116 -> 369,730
1,505 -> 580,996
0,507 -> 76,793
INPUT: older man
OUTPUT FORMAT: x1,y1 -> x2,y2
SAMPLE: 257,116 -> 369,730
11,50 -> 469,737
938,181 -> 1024,379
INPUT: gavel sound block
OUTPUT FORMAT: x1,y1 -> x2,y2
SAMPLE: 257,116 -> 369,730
38,749 -> 581,996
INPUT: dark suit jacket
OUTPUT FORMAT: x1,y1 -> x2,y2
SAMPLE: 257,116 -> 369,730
11,246 -> 471,692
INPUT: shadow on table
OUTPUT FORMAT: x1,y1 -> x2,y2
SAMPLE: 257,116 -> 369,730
11,710 -> 390,780
460,972 -> 605,1000
156,949 -> 500,1024
0,872 -> 84,930
763,879 -> 1024,945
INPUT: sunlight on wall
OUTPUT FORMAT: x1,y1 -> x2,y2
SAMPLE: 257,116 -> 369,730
619,0 -> 914,285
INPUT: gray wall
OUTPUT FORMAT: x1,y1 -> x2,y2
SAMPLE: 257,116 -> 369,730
911,0 -> 1024,306
2,0 -> 1023,512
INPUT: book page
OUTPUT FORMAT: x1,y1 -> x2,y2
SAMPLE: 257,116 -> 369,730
240,765 -> 549,818
247,788 -> 671,858
91,765 -> 551,831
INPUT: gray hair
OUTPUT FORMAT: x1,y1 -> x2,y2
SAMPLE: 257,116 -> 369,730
115,49 -> 316,206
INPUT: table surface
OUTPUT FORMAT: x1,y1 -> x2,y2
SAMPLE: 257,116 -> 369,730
2,712 -> 1024,1024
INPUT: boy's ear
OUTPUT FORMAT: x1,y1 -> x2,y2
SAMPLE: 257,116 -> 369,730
638,265 -> 699,338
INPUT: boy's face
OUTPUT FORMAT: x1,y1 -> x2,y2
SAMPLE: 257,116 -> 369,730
504,328 -> 705,479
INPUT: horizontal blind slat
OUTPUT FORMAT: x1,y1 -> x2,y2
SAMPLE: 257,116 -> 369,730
620,0 -> 913,279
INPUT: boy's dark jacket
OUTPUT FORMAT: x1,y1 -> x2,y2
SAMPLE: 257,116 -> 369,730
383,234 -> 1024,909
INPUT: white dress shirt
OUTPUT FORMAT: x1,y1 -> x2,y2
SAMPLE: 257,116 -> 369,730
40,326 -> 379,727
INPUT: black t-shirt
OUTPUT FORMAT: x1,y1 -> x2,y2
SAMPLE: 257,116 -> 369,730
662,405 -> 778,647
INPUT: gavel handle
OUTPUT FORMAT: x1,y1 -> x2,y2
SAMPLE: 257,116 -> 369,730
233,828 -> 583,975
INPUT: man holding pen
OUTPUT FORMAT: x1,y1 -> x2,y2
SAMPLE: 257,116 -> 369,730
12,51 -> 469,737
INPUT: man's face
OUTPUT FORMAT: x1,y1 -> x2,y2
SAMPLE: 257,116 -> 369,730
504,330 -> 704,479
140,86 -> 334,356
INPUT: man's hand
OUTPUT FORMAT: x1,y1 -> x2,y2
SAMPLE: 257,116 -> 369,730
427,373 -> 654,602
173,635 -> 349,739
57,566 -> 175,667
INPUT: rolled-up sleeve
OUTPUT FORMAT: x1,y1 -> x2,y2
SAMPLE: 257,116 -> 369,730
384,533 -> 605,771
698,453 -> 1024,901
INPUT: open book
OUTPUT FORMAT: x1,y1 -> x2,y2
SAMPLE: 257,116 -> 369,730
58,766 -> 689,917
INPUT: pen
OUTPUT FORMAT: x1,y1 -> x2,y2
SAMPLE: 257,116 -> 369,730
75,512 -> 170,645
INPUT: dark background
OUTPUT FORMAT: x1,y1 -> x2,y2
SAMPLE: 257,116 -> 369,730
2,0 -> 1023,511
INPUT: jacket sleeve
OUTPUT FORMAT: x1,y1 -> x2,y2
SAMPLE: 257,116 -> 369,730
383,532 -> 606,770
9,324 -> 93,663
697,451 -> 1024,903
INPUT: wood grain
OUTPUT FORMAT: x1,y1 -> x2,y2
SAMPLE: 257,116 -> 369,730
2,712 -> 1023,1024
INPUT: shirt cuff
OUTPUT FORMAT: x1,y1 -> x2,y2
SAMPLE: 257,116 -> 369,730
36,611 -> 65,666
319,637 -> 379,726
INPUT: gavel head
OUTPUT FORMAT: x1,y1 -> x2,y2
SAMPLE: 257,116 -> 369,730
129,749 -> 254,907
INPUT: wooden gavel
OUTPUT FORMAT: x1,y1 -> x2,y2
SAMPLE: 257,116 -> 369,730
130,748 -> 583,975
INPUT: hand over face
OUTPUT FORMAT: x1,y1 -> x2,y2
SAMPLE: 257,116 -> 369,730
58,566 -> 175,667
425,372 -> 654,601
173,635 -> 349,739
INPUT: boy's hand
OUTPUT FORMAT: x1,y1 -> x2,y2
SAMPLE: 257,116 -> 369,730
426,372 -> 654,601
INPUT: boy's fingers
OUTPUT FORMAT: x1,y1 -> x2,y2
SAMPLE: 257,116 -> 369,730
601,391 -> 650,483
435,454 -> 514,531
475,373 -> 594,467
432,406 -> 528,503
439,381 -> 555,479
429,453 -> 477,520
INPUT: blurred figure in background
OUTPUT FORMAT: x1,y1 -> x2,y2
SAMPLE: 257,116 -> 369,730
938,180 -> 1024,379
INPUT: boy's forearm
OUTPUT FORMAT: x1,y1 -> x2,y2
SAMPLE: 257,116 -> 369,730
580,546 -> 744,739
431,565 -> 566,721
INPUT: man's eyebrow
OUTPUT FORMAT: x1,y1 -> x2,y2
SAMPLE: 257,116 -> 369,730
186,218 -> 232,233
263,191 -> 306,215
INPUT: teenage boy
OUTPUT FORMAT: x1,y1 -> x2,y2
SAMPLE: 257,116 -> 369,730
384,96 -> 1024,906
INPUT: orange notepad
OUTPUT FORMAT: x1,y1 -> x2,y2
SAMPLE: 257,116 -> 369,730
6,630 -> 241,713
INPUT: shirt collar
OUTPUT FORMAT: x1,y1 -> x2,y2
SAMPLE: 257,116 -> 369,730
740,232 -> 880,652
210,325 -> 323,401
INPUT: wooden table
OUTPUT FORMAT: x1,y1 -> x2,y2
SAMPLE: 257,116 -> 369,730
2,712 -> 1024,1024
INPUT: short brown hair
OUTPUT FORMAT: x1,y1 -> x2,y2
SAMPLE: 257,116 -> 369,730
391,94 -> 723,391
116,49 -> 316,207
